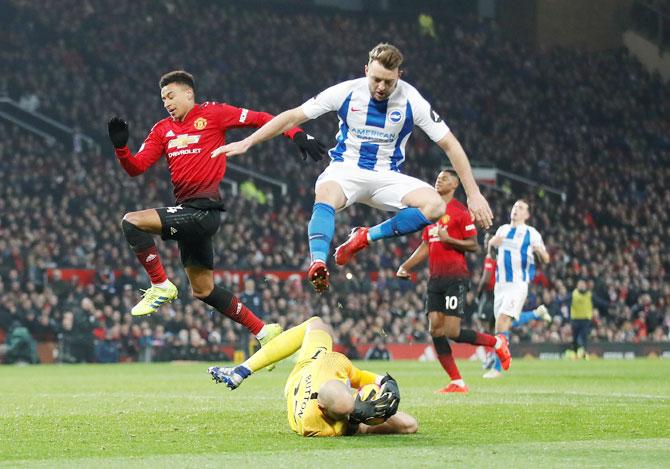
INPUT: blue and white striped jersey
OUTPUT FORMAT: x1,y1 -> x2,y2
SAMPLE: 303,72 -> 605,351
301,78 -> 449,172
494,224 -> 545,284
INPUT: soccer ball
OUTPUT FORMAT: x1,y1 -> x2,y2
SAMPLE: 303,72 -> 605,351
356,383 -> 386,426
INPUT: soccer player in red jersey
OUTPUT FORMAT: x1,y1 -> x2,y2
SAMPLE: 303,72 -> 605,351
106,70 -> 326,349
397,169 -> 510,393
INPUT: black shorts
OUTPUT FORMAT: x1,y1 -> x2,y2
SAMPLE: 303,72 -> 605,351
426,277 -> 468,317
155,198 -> 225,270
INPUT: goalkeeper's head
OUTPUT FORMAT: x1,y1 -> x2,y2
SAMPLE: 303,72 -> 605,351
159,70 -> 196,122
317,380 -> 355,421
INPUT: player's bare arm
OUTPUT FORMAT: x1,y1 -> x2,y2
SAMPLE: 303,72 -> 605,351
437,227 -> 479,253
397,242 -> 429,278
489,235 -> 503,248
436,133 -> 493,229
534,245 -> 550,264
220,107 -> 310,156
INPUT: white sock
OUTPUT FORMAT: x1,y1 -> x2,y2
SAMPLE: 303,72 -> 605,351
451,379 -> 466,387
256,325 -> 268,340
152,279 -> 171,289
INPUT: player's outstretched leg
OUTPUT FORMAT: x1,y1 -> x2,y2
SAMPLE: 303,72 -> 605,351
335,207 -> 435,266
307,202 -> 335,293
512,304 -> 551,328
121,213 -> 178,316
208,317 -> 318,389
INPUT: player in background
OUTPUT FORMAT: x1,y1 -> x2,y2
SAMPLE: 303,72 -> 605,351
217,43 -> 492,293
476,235 -> 551,369
396,169 -> 510,393
107,70 -> 326,352
485,199 -> 550,378
208,317 -> 416,437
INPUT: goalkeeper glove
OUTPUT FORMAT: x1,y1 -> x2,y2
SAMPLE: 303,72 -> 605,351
292,131 -> 325,162
107,117 -> 129,148
349,386 -> 393,425
379,373 -> 400,418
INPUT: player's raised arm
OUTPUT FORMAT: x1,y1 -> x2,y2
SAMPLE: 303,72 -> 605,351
436,133 -> 493,229
218,106 -> 311,156
107,117 -> 163,177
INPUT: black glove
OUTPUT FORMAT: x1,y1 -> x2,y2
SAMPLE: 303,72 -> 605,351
379,373 -> 400,418
107,117 -> 129,148
349,387 -> 393,425
292,131 -> 325,162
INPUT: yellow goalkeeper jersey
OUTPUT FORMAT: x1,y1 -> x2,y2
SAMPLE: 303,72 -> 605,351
284,349 -> 376,437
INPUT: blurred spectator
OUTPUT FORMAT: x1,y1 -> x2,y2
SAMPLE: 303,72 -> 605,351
364,337 -> 392,361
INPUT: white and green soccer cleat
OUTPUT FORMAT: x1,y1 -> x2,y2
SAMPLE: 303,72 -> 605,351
131,280 -> 178,316
258,323 -> 283,371
535,304 -> 552,323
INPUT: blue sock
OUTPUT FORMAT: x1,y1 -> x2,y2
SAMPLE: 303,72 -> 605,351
308,203 -> 335,263
512,311 -> 537,328
493,331 -> 510,372
368,207 -> 431,242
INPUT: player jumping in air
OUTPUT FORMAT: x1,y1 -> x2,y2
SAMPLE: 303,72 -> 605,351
396,169 -> 511,393
485,199 -> 550,378
208,317 -> 415,437
217,43 -> 493,293
107,70 -> 326,350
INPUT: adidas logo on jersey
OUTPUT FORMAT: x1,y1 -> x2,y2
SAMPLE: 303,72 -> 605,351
170,227 -> 178,235
165,130 -> 175,137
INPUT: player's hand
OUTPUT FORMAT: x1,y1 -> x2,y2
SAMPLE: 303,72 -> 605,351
467,192 -> 493,230
349,387 -> 394,425
396,266 -> 410,279
437,225 -> 453,243
379,373 -> 400,418
292,131 -> 326,162
215,138 -> 252,157
107,117 -> 129,148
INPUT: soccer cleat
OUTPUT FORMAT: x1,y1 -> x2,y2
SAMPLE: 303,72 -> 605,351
258,323 -> 283,372
483,369 -> 503,379
308,260 -> 330,293
208,365 -> 251,390
435,383 -> 469,394
334,227 -> 369,266
535,304 -> 551,323
495,334 -> 512,370
131,280 -> 178,316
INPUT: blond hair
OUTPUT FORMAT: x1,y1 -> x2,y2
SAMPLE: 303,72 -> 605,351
368,43 -> 404,70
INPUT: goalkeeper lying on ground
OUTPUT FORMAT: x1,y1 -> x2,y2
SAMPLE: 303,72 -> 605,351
208,317 -> 417,437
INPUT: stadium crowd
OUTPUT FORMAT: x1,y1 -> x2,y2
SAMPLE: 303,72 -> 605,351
1,1 -> 669,363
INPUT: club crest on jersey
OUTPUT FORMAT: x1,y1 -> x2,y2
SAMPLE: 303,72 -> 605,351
389,109 -> 403,123
168,134 -> 201,149
440,214 -> 450,225
194,117 -> 207,130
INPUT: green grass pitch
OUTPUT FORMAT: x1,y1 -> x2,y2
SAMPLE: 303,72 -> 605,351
1,359 -> 669,468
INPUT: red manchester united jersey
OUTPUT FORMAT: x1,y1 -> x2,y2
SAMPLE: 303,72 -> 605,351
114,102 -> 299,203
483,256 -> 496,291
422,198 -> 477,278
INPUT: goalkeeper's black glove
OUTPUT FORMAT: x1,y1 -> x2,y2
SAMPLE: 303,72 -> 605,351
107,117 -> 129,149
349,386 -> 393,425
292,131 -> 325,162
379,373 -> 400,418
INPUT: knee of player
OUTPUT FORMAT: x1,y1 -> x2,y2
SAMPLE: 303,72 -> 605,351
122,212 -> 141,227
306,317 -> 332,335
444,323 -> 461,339
422,198 -> 446,221
192,285 -> 214,299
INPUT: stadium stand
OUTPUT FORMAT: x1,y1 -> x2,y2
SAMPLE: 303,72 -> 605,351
0,1 -> 668,362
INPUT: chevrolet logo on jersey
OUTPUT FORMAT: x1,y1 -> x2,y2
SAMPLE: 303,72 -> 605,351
168,134 -> 201,149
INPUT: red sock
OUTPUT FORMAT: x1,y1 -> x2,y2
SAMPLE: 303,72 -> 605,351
474,331 -> 497,347
225,296 -> 265,335
437,353 -> 462,381
135,246 -> 167,284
